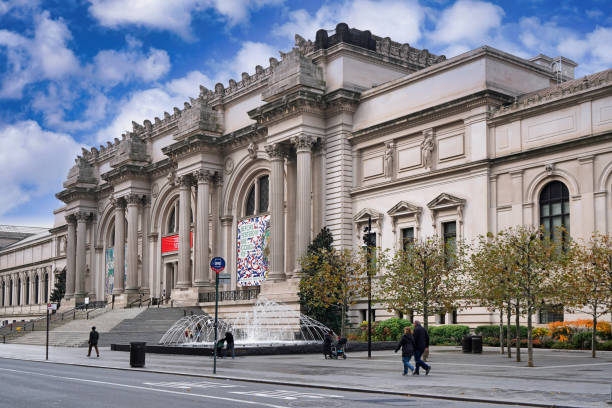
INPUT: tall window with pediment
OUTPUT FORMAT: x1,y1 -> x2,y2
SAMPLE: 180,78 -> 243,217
244,175 -> 270,216
539,181 -> 570,241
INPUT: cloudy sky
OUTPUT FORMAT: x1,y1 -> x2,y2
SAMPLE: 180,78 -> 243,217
0,0 -> 610,227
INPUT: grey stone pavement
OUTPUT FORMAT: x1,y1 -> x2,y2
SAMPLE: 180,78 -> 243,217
0,343 -> 611,407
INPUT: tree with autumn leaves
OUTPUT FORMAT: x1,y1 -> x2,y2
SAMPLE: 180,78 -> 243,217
560,233 -> 612,358
378,235 -> 465,330
299,233 -> 369,337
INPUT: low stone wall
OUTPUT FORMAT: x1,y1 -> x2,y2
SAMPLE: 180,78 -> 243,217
110,341 -> 397,356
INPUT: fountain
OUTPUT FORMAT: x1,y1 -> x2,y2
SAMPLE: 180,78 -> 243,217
159,297 -> 333,347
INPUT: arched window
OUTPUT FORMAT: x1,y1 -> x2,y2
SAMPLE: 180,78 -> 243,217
244,175 -> 270,216
9,279 -> 12,305
34,275 -> 39,304
25,276 -> 30,305
539,181 -> 570,240
167,206 -> 176,233
17,278 -> 21,305
1,281 -> 4,306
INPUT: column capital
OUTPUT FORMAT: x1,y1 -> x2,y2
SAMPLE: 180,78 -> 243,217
65,214 -> 77,224
177,174 -> 193,188
125,193 -> 142,206
290,135 -> 315,152
75,211 -> 91,222
194,169 -> 212,184
264,143 -> 286,160
112,196 -> 127,209
141,195 -> 151,207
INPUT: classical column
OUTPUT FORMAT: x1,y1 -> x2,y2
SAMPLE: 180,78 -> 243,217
141,197 -> 151,294
65,215 -> 76,299
220,216 -> 233,288
177,175 -> 193,288
292,135 -> 315,263
265,143 -> 286,280
75,212 -> 88,298
113,198 -> 126,294
28,271 -> 35,305
194,170 -> 211,287
285,155 -> 297,274
126,194 -> 141,294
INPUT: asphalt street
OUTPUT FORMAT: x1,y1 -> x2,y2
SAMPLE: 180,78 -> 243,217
0,358 -> 526,408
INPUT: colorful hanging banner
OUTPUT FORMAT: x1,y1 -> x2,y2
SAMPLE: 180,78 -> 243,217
236,215 -> 270,286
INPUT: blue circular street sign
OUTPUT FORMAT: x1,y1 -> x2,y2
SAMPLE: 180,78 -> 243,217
210,257 -> 225,274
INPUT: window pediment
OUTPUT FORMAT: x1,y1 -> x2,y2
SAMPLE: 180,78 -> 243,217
387,201 -> 422,218
427,193 -> 465,211
353,208 -> 383,224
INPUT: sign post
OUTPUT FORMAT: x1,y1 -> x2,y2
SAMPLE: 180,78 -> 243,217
46,303 -> 57,360
210,257 -> 225,374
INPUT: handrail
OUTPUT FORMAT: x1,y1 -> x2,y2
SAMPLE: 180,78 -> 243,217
127,295 -> 151,309
0,301 -> 107,336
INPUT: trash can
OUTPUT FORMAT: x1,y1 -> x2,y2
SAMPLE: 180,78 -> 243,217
471,336 -> 483,354
130,342 -> 146,367
462,335 -> 472,353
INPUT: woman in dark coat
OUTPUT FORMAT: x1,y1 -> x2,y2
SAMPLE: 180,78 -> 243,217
323,331 -> 333,359
394,326 -> 415,375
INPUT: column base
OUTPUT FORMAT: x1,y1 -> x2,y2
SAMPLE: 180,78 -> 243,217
124,287 -> 141,295
260,278 -> 299,304
111,293 -> 142,308
266,272 -> 287,282
171,287 -> 200,306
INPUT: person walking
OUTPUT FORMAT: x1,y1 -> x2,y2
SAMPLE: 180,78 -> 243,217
412,320 -> 430,375
87,326 -> 99,358
323,330 -> 333,359
223,331 -> 235,359
394,326 -> 415,375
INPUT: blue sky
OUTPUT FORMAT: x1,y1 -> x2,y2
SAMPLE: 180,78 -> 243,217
0,0 -> 610,227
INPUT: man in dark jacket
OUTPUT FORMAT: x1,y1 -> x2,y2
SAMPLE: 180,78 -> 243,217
394,326 -> 415,375
412,320 -> 430,375
223,331 -> 235,359
87,326 -> 99,358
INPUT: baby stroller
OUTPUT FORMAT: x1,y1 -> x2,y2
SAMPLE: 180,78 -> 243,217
332,337 -> 348,359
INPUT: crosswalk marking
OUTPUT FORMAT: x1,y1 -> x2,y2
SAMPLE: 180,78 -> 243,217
143,381 -> 241,389
229,390 -> 344,400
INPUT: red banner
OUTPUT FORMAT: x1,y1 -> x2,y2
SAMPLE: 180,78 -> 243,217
161,232 -> 193,253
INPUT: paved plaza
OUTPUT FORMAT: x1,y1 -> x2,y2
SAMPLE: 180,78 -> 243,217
0,344 -> 610,407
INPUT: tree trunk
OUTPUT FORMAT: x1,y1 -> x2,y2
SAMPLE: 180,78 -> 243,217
341,303 -> 346,338
515,302 -> 521,362
423,302 -> 429,331
506,302 -> 512,358
592,315 -> 597,358
527,303 -> 533,367
499,308 -> 504,355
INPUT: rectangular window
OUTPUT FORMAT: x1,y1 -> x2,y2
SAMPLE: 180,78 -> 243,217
365,232 -> 377,274
401,227 -> 414,251
443,221 -> 457,266
438,313 -> 446,324
539,305 -> 564,324
452,310 -> 458,324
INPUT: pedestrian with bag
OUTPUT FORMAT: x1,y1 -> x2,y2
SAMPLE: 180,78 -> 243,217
412,320 -> 430,375
394,326 -> 415,375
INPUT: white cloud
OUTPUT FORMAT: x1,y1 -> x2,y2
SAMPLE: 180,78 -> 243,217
91,46 -> 170,86
88,0 -> 284,39
166,70 -> 214,96
430,0 -> 504,45
276,0 -> 425,44
227,41 -> 278,79
0,0 -> 40,17
0,121 -> 81,217
0,11 -> 79,98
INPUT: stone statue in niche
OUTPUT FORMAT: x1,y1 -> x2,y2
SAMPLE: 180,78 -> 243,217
59,236 -> 66,254
384,141 -> 394,178
421,130 -> 435,170
248,142 -> 258,160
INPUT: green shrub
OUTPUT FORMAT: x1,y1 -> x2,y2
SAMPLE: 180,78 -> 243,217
474,325 -> 528,339
483,337 -> 500,346
571,332 -> 593,349
359,318 -> 412,342
597,340 -> 612,351
427,325 -> 470,345
551,341 -> 574,349
541,339 -> 554,349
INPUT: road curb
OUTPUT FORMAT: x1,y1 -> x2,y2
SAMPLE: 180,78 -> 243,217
0,355 -> 582,408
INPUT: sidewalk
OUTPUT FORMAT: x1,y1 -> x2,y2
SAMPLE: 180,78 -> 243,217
0,343 -> 611,407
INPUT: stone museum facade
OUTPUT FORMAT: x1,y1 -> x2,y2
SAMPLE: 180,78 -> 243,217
1,24 -> 611,325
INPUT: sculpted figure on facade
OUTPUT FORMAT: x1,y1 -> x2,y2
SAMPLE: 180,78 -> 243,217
421,129 -> 435,170
248,142 -> 258,160
384,141 -> 394,178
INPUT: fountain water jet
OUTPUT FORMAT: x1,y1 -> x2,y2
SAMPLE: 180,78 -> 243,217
159,297 -> 333,347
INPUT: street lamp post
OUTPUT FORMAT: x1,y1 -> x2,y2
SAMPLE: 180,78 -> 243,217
363,215 -> 373,359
